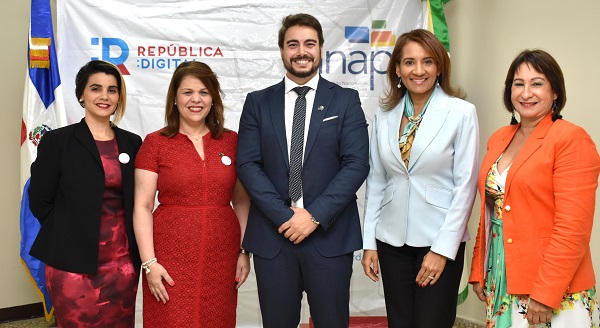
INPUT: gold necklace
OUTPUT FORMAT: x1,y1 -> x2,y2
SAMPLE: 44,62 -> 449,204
187,134 -> 202,141
181,128 -> 208,142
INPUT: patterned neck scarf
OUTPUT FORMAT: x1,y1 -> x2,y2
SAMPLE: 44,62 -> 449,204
398,88 -> 436,167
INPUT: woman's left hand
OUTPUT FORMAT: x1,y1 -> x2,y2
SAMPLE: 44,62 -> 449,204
526,298 -> 553,325
416,250 -> 447,287
235,253 -> 251,289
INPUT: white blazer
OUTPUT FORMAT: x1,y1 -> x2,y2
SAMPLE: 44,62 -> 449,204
363,86 -> 479,260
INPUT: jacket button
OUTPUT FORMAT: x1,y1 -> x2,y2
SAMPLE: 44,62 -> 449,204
504,205 -> 511,212
507,238 -> 513,244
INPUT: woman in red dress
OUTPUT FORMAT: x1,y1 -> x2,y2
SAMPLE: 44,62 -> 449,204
134,61 -> 251,327
28,60 -> 141,327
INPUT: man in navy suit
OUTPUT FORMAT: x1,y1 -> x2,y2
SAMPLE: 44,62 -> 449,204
236,13 -> 370,328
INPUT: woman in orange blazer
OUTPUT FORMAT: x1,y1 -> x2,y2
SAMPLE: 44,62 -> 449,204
469,49 -> 600,327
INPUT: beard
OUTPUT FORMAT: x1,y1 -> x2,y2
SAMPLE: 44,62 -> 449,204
283,55 -> 320,79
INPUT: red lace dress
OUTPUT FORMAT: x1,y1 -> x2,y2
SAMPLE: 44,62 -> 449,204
134,130 -> 240,328
45,138 -> 139,328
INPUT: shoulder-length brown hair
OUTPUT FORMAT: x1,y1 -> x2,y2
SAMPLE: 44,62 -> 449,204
161,61 -> 226,138
381,29 -> 464,111
503,49 -> 566,122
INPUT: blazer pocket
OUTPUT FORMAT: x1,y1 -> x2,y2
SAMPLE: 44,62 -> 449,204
425,185 -> 452,209
320,116 -> 339,129
381,185 -> 395,208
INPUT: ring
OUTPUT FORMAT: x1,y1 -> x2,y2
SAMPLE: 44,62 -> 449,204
428,275 -> 435,279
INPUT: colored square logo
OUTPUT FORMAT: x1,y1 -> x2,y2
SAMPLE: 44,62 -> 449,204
345,26 -> 370,43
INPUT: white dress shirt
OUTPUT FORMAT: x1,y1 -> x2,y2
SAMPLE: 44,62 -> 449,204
284,74 -> 320,208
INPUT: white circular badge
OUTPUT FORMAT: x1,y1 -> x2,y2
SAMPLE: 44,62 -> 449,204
221,155 -> 232,166
119,153 -> 130,164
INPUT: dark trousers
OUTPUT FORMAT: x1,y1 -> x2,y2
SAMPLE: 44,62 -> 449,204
377,240 -> 465,328
253,240 -> 353,328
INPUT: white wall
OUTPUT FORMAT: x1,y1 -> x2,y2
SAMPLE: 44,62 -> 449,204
1,1 -> 599,325
0,0 -> 41,308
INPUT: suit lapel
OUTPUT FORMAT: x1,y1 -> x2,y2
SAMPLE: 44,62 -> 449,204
387,99 -> 404,166
304,78 -> 332,161
268,80 -> 290,169
408,88 -> 449,170
482,126 -> 518,179
73,119 -> 102,166
505,114 -> 553,194
115,127 -> 133,203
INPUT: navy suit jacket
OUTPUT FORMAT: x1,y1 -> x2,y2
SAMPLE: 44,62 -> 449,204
29,119 -> 142,274
237,77 -> 369,259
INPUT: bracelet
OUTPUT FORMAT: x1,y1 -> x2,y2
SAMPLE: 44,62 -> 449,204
240,248 -> 252,258
141,258 -> 158,274
310,216 -> 320,225
142,257 -> 157,266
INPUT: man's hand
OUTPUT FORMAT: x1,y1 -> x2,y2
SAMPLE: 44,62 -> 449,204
278,207 -> 318,244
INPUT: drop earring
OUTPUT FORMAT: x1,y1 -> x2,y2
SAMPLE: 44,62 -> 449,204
397,78 -> 402,89
551,99 -> 562,120
79,99 -> 85,108
510,112 -> 518,125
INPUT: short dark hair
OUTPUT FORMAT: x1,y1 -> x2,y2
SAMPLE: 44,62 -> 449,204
162,61 -> 226,139
381,29 -> 463,111
503,49 -> 566,121
75,60 -> 127,123
278,13 -> 324,49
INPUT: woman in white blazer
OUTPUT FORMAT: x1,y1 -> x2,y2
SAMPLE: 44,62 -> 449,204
361,29 -> 479,328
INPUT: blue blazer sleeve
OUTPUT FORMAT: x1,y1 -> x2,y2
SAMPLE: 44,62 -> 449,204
236,86 -> 295,228
303,87 -> 370,230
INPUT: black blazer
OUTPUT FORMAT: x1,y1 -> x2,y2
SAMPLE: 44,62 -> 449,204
28,119 -> 142,274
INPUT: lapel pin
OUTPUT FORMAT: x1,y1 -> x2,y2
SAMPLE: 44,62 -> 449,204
220,152 -> 232,166
118,153 -> 130,164
318,106 -> 325,111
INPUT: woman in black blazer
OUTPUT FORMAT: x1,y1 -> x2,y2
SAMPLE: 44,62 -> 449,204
28,60 -> 142,327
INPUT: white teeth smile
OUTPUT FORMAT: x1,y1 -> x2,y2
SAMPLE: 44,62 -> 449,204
96,104 -> 110,109
521,102 -> 537,107
294,58 -> 312,64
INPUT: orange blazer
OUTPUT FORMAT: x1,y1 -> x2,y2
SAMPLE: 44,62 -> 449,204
469,113 -> 600,308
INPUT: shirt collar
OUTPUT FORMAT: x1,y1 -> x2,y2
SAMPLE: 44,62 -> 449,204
284,74 -> 320,94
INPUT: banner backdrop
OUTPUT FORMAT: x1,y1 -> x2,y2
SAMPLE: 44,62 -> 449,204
57,0 -> 426,326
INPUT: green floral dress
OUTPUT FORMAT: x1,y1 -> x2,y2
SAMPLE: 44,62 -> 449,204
484,160 -> 600,328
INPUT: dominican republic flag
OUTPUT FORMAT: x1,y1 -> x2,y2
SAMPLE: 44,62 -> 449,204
20,0 -> 67,320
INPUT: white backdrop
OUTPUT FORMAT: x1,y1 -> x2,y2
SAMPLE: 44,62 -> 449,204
57,0 -> 426,326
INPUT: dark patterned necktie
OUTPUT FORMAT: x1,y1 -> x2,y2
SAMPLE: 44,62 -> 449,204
289,86 -> 310,202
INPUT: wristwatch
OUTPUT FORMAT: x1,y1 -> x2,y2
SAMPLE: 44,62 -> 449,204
240,248 -> 252,258
310,216 -> 320,225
